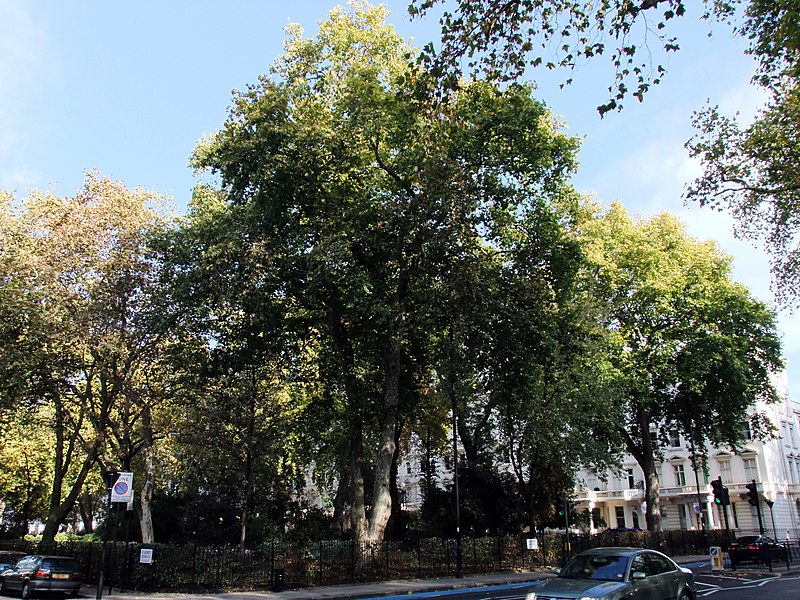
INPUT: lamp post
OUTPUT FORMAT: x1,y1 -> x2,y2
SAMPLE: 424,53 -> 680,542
687,419 -> 708,550
449,326 -> 463,579
97,470 -> 118,600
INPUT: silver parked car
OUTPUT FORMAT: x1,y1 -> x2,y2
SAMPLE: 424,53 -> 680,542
526,547 -> 695,600
0,555 -> 83,598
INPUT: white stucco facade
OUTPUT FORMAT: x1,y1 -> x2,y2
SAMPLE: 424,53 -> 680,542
573,374 -> 800,538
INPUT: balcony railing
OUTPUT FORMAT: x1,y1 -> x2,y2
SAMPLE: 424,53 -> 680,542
575,485 -> 711,502
575,481 -> 800,507
573,488 -> 644,502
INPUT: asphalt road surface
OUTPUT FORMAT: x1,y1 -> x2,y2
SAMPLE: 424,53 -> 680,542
363,571 -> 800,600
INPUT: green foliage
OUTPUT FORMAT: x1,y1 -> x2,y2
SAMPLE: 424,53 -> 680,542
188,1 -> 583,541
686,83 -> 800,305
686,0 -> 800,303
0,173 -> 176,542
410,0 -> 687,114
411,0 -> 800,117
0,407 -> 53,533
577,201 -> 783,529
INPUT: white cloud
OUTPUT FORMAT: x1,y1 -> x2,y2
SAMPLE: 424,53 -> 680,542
716,77 -> 770,123
574,71 -> 800,394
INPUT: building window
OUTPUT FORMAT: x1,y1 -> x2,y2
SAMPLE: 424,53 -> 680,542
788,456 -> 797,484
673,464 -> 686,487
667,430 -> 681,447
741,421 -> 753,441
627,468 -> 635,489
615,506 -> 626,529
679,504 -> 690,530
718,460 -> 732,484
406,462 -> 412,475
743,457 -> 758,481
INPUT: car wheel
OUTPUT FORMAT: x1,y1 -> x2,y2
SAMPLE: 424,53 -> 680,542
0,578 -> 6,596
677,591 -> 692,600
21,582 -> 31,600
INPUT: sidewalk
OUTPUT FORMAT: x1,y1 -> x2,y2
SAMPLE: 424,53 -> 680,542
83,570 -> 552,600
83,555 -> 795,600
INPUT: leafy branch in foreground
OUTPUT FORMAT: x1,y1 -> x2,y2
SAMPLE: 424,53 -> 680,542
409,0 -> 686,115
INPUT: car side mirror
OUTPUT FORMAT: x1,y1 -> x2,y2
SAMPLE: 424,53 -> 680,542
553,568 -> 562,575
631,571 -> 647,580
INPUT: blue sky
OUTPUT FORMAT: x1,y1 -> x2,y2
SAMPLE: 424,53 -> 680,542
2,0 -> 796,396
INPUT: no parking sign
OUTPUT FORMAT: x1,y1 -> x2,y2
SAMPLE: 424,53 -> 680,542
110,472 -> 134,503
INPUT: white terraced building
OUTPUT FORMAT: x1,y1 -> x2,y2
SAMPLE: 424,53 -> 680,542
390,373 -> 800,539
572,373 -> 800,538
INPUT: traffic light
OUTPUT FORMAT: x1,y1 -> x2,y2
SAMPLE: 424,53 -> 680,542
710,478 -> 730,506
745,480 -> 759,506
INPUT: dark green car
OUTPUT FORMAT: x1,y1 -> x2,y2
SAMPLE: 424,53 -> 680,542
526,547 -> 695,600
0,555 -> 83,599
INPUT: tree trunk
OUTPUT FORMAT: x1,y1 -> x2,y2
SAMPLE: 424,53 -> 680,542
366,335 -> 401,541
138,446 -> 156,543
327,304 -> 368,540
77,493 -> 95,534
345,421 -> 367,540
239,376 -> 258,551
136,404 -> 157,543
388,420 -> 404,541
41,441 -> 100,543
644,466 -> 662,532
623,405 -> 662,532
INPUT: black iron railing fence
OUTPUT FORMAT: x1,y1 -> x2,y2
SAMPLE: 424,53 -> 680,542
0,529 -> 795,593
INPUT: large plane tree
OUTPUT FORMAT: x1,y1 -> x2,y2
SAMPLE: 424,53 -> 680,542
189,2 -> 583,542
579,202 -> 783,531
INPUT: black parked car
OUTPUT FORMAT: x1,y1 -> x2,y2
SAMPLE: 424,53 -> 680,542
0,555 -> 83,598
728,535 -> 788,566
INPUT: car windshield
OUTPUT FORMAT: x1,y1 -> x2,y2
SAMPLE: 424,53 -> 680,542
560,554 -> 628,581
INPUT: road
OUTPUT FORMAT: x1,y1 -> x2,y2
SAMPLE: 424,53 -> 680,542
692,571 -> 800,598
363,571 -> 800,600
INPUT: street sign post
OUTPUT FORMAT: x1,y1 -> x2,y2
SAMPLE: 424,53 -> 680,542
110,472 -> 134,503
710,546 -> 723,571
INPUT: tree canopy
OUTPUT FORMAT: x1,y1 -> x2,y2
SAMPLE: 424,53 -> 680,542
578,201 -> 783,530
0,0 -> 791,546
188,1 -> 586,541
684,1 -> 799,303
409,0 -> 797,115
0,173 -> 175,542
